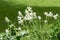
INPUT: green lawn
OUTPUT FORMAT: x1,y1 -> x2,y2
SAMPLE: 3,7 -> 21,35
3,0 -> 60,6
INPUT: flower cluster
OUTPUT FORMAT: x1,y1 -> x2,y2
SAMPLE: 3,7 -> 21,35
44,12 -> 59,19
17,7 -> 59,24
17,7 -> 37,24
17,11 -> 23,24
0,17 -> 29,40
24,7 -> 37,20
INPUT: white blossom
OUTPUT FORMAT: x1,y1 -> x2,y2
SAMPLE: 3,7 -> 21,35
18,11 -> 22,16
24,12 -> 33,20
24,7 -> 36,20
18,20 -> 23,24
53,15 -> 57,19
24,15 -> 32,20
44,12 -> 48,16
27,7 -> 32,11
25,9 -> 29,14
9,24 -> 15,28
38,16 -> 41,20
5,29 -> 9,33
25,7 -> 33,14
21,30 -> 26,36
18,27 -> 21,30
5,17 -> 10,22
44,12 -> 53,17
48,12 -> 53,17
53,14 -> 59,19
21,30 -> 29,36
17,15 -> 23,24
44,20 -> 48,23
33,12 -> 37,18
17,16 -> 22,20
55,14 -> 59,17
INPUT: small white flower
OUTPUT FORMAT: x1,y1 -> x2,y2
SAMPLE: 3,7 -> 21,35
17,16 -> 23,24
5,29 -> 9,33
38,16 -> 41,20
24,16 -> 32,20
48,12 -> 53,17
44,12 -> 48,16
24,13 -> 33,20
25,9 -> 29,14
27,7 -> 32,10
29,12 -> 33,16
55,14 -> 59,17
33,12 -> 37,18
9,24 -> 15,28
44,20 -> 48,23
18,27 -> 21,30
17,16 -> 22,20
33,12 -> 36,15
53,14 -> 59,19
5,17 -> 10,22
18,11 -> 22,16
18,20 -> 23,24
21,30 -> 26,36
53,15 -> 57,19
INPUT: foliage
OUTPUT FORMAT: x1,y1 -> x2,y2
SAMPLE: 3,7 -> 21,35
0,7 -> 60,40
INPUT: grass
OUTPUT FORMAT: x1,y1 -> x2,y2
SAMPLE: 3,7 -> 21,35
0,0 -> 60,40
3,0 -> 60,6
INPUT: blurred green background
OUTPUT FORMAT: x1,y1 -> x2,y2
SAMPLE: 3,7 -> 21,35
0,0 -> 60,32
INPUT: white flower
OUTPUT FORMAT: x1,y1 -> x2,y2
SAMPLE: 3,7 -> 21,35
44,12 -> 48,16
44,12 -> 53,17
53,14 -> 59,19
33,12 -> 36,15
24,15 -> 32,20
48,12 -> 53,17
25,9 -> 29,14
9,24 -> 15,28
18,11 -> 22,16
5,17 -> 10,22
18,27 -> 21,30
44,20 -> 48,23
18,20 -> 23,24
27,7 -> 32,10
17,16 -> 23,24
33,12 -> 37,18
17,16 -> 22,20
5,29 -> 9,33
25,7 -> 33,14
21,30 -> 29,36
21,30 -> 26,36
55,14 -> 59,17
24,13 -> 33,20
38,16 -> 41,20
53,15 -> 58,19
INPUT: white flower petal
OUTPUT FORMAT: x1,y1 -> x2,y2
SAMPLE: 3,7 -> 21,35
38,16 -> 41,20
44,20 -> 48,23
18,11 -> 22,16
49,12 -> 53,17
5,17 -> 10,22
